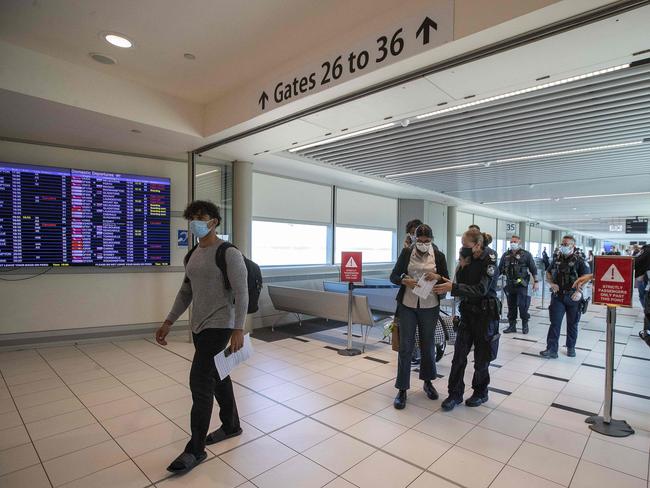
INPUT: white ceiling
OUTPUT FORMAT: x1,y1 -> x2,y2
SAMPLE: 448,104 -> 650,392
206,3 -> 650,241
0,0 -> 402,103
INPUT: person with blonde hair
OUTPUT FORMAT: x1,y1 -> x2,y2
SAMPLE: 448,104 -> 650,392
433,228 -> 500,411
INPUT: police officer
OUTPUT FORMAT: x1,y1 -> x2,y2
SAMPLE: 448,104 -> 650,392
634,244 -> 650,345
540,235 -> 589,358
499,235 -> 538,335
433,228 -> 500,411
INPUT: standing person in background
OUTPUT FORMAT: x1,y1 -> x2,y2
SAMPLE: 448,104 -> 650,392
156,200 -> 248,475
499,235 -> 538,335
587,250 -> 594,272
390,224 -> 449,409
542,247 -> 550,272
433,228 -> 500,411
540,235 -> 589,359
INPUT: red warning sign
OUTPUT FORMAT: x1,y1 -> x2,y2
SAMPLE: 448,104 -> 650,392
593,255 -> 634,307
341,252 -> 362,283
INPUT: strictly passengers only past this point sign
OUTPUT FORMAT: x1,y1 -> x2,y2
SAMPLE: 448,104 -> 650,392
593,255 -> 634,307
256,2 -> 454,112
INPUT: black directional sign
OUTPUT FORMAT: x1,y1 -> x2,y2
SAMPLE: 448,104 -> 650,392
625,218 -> 648,234
416,16 -> 438,45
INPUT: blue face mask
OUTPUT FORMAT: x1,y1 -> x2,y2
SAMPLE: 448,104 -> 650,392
190,220 -> 211,239
560,245 -> 573,256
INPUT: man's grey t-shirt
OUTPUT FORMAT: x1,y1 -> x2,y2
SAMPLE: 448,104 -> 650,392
166,241 -> 249,333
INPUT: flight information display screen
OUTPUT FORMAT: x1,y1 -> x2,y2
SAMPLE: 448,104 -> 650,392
0,161 -> 171,267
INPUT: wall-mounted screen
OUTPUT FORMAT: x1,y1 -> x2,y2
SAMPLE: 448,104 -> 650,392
0,161 -> 170,267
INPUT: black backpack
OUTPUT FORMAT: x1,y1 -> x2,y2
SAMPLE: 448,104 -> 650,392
184,242 -> 263,314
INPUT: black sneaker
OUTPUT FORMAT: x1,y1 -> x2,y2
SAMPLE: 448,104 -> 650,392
503,325 -> 517,334
567,348 -> 576,357
394,389 -> 407,410
441,396 -> 462,411
465,393 -> 489,407
522,323 -> 529,335
539,349 -> 558,359
423,380 -> 439,400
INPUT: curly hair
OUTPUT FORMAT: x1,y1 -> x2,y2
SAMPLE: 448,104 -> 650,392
182,200 -> 222,225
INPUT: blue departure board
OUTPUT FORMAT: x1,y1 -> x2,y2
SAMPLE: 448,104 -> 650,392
0,161 -> 171,267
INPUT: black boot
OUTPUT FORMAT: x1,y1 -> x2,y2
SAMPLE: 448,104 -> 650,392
465,393 -> 489,407
522,322 -> 529,335
503,323 -> 517,334
441,396 -> 462,411
423,380 -> 439,400
394,389 -> 407,410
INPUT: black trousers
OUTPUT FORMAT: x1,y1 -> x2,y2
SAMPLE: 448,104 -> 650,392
447,315 -> 499,399
506,285 -> 531,324
185,328 -> 240,456
395,305 -> 439,390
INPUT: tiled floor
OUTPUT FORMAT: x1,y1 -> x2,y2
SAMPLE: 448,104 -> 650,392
1,297 -> 649,487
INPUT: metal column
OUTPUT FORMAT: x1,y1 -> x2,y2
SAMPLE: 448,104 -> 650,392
186,152 -> 195,342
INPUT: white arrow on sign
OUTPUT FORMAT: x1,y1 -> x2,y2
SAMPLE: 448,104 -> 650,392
601,264 -> 625,283
345,257 -> 358,268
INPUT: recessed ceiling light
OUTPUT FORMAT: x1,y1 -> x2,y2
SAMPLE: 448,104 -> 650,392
102,32 -> 133,48
184,53 -> 196,60
481,197 -> 550,205
89,52 -> 116,65
288,123 -> 395,152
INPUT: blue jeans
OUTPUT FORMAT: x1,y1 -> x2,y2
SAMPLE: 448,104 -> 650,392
637,280 -> 646,308
395,305 -> 438,390
546,292 -> 581,353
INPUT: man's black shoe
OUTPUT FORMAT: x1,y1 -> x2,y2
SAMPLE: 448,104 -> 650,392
539,349 -> 558,359
503,324 -> 517,334
441,396 -> 462,411
567,348 -> 576,357
522,323 -> 529,335
640,331 -> 650,347
411,357 -> 421,366
423,380 -> 439,400
465,394 -> 488,407
394,389 -> 407,410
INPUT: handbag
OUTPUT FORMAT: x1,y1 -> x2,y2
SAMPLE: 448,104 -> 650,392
391,321 -> 400,352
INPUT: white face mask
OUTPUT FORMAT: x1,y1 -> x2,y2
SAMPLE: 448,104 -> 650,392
416,242 -> 431,253
510,242 -> 520,251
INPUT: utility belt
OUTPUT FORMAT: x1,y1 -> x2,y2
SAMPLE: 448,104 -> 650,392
506,277 -> 529,288
460,297 -> 501,321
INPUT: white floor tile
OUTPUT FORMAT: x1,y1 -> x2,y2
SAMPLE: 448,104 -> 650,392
252,454 -> 337,488
59,460 -> 150,488
0,425 -> 30,451
497,396 -> 550,421
304,433 -> 376,475
284,391 -> 338,415
408,471 -> 461,488
271,418 -> 337,452
375,402 -> 433,428
312,403 -> 370,431
509,442 -> 579,486
220,435 -> 297,479
383,429 -> 451,469
346,415 -> 408,448
458,426 -> 523,463
102,407 -> 168,437
413,411 -> 474,443
0,442 -> 40,477
156,456 -> 246,488
342,450 -> 423,488
491,466 -> 564,488
0,464 -> 51,488
115,421 -> 188,458
526,422 -> 589,458
132,437 -> 214,483
430,446 -> 504,488
317,381 -> 365,401
242,403 -> 304,433
34,423 -> 111,461
582,437 -> 648,480
570,460 -> 647,488
344,390 -> 393,414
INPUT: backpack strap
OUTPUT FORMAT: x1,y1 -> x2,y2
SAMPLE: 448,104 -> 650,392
216,242 -> 236,290
183,244 -> 198,283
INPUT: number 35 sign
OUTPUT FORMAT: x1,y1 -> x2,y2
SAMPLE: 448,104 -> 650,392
256,4 -> 453,112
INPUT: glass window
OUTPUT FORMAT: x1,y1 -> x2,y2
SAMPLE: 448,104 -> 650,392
496,239 -> 507,256
252,220 -> 328,266
335,227 -> 394,263
529,242 -> 541,258
455,235 -> 463,259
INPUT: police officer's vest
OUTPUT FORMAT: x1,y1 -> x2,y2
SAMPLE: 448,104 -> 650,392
503,250 -> 529,286
551,253 -> 583,291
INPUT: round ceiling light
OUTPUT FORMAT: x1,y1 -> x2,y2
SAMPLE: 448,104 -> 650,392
89,52 -> 116,65
102,32 -> 133,48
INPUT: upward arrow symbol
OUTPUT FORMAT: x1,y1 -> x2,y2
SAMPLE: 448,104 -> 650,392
416,16 -> 438,45
258,91 -> 269,110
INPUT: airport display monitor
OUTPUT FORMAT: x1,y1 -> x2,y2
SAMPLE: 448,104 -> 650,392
0,161 -> 171,267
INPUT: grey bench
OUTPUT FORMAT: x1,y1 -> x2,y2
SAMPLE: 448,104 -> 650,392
322,281 -> 398,314
267,285 -> 386,352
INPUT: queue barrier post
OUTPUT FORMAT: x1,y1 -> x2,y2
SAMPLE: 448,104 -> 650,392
338,282 -> 362,357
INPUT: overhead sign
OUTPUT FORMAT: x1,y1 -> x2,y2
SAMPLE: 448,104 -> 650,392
256,3 -> 453,112
341,252 -> 363,283
505,222 -> 517,236
593,255 -> 634,307
177,229 -> 188,247
626,218 -> 648,234
609,224 -> 623,232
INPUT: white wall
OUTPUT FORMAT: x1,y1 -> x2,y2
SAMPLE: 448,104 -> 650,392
0,140 -> 189,335
425,201 -> 447,255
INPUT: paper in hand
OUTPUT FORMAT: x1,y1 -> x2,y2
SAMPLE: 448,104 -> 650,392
413,275 -> 436,299
214,333 -> 254,379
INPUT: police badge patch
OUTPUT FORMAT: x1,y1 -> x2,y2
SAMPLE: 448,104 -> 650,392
487,265 -> 496,276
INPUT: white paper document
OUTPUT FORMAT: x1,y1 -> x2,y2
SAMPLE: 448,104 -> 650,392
413,275 -> 437,299
214,333 -> 254,379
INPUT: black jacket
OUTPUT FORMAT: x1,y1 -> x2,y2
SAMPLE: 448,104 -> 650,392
390,247 -> 449,304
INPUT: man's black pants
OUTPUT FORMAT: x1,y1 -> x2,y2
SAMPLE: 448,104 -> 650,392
185,328 -> 240,457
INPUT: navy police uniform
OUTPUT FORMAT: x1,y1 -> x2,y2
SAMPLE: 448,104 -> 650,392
499,248 -> 538,334
445,248 -> 500,407
544,251 -> 589,355
634,244 -> 650,344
